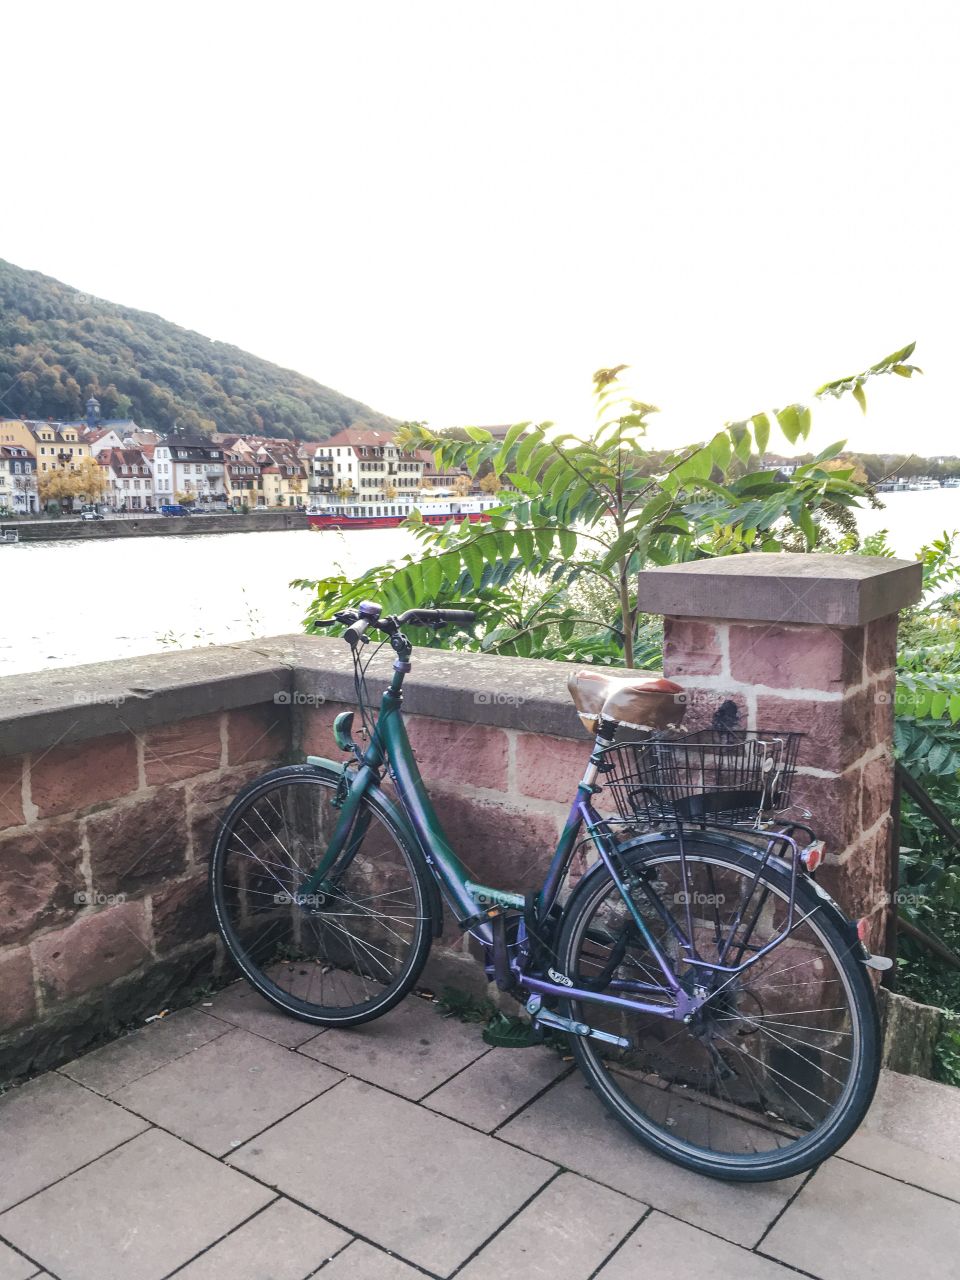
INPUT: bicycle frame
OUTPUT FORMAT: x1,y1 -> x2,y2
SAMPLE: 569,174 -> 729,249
298,660 -> 804,1026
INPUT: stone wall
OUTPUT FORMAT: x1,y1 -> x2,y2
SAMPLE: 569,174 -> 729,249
2,510 -> 309,542
0,636 -> 600,1080
0,552 -> 924,1083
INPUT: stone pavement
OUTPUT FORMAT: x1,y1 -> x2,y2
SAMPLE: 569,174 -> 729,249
1,983 -> 959,1280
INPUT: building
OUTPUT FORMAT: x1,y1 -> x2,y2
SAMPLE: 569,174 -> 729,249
223,444 -> 260,505
97,448 -> 156,511
0,420 -> 92,478
311,427 -> 424,504
254,440 -> 307,507
152,434 -> 227,505
83,427 -> 127,456
0,445 -> 38,513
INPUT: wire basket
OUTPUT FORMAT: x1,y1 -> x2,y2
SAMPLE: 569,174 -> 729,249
600,729 -> 803,825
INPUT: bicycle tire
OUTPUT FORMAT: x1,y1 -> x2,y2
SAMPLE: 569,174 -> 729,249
210,763 -> 435,1027
556,834 -> 880,1181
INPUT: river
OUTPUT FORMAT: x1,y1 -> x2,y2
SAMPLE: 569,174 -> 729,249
1,488 -> 958,677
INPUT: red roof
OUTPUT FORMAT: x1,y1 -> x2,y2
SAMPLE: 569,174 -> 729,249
323,426 -> 397,449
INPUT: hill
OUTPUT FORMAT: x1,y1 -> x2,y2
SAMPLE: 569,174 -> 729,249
0,260 -> 393,441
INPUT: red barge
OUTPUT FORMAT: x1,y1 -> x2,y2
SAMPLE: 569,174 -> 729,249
307,496 -> 500,531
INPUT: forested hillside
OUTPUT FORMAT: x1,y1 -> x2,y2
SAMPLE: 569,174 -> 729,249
0,260 -> 393,440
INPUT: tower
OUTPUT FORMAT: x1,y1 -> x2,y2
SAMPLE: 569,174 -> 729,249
86,396 -> 101,430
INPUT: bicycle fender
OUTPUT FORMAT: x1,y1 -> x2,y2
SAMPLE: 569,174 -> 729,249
305,755 -> 444,937
606,829 -> 863,948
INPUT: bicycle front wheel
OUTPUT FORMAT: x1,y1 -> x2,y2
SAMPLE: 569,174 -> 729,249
210,764 -> 434,1026
556,835 -> 880,1181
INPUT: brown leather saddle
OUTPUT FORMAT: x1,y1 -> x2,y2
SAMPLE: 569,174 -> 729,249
567,668 -> 684,733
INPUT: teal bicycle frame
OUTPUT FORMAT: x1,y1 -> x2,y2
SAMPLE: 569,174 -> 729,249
298,657 -> 706,1024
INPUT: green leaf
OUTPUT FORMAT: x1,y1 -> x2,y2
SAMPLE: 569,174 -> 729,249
514,528 -> 535,566
709,431 -> 732,472
751,413 -> 770,454
852,383 -> 867,414
799,506 -> 816,548
462,542 -> 484,589
776,405 -> 801,444
533,524 -> 554,559
930,691 -> 949,720
949,692 -> 960,724
731,424 -> 752,464
422,555 -> 442,599
558,526 -> 577,558
514,430 -> 542,473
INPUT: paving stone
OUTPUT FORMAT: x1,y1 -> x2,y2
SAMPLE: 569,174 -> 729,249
498,1074 -> 800,1247
0,1129 -> 272,1280
597,1211 -> 789,1279
174,1197 -> 351,1280
59,1007 -> 229,1095
227,1077 -> 555,1276
764,1157 -> 960,1278
424,1045 -> 568,1130
298,995 -> 489,1100
319,1241 -> 422,1279
206,980 -> 326,1048
861,1067 -> 960,1155
457,1171 -> 642,1280
0,1239 -> 40,1280
111,1027 -> 342,1156
0,1073 -> 147,1213
840,1128 -> 960,1203
838,1068 -> 960,1202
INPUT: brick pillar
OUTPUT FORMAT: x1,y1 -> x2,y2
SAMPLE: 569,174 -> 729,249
637,554 -> 922,951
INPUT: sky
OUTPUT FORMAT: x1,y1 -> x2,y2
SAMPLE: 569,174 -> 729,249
2,1 -> 958,455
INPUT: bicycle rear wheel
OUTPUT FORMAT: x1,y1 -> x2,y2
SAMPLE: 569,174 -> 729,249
210,764 -> 434,1026
556,835 -> 880,1181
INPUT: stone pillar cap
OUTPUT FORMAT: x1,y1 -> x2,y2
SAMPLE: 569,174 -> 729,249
636,553 -> 922,626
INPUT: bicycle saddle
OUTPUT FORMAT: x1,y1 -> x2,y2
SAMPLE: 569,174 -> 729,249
567,668 -> 685,732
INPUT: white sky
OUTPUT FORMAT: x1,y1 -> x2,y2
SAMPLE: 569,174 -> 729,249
3,1 -> 957,455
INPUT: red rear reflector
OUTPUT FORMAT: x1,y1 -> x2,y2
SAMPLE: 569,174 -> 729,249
857,916 -> 870,942
801,840 -> 825,873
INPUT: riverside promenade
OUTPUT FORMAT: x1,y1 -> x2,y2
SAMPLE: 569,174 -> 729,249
0,511 -> 309,542
1,984 -> 958,1280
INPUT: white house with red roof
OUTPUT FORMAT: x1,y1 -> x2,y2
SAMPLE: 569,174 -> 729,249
97,448 -> 156,510
310,426 -> 423,503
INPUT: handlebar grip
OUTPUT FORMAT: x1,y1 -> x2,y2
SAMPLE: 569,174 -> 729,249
343,617 -> 372,648
440,609 -> 477,624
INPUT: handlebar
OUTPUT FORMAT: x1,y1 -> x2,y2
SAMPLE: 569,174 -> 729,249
313,605 -> 477,648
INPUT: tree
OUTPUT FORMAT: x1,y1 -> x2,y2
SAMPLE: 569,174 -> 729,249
479,471 -> 501,495
303,344 -> 921,667
453,474 -> 472,497
384,482 -> 398,500
175,490 -> 197,507
334,480 -> 354,501
74,456 -> 106,504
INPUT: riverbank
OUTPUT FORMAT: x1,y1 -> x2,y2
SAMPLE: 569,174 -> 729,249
0,511 -> 310,541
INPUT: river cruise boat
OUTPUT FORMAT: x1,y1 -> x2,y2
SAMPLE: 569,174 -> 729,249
307,495 -> 500,530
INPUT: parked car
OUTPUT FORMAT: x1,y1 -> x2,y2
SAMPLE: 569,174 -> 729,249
80,510 -> 104,521
160,504 -> 193,517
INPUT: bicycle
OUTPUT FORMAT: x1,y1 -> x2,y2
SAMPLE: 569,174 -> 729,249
210,600 -> 889,1182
